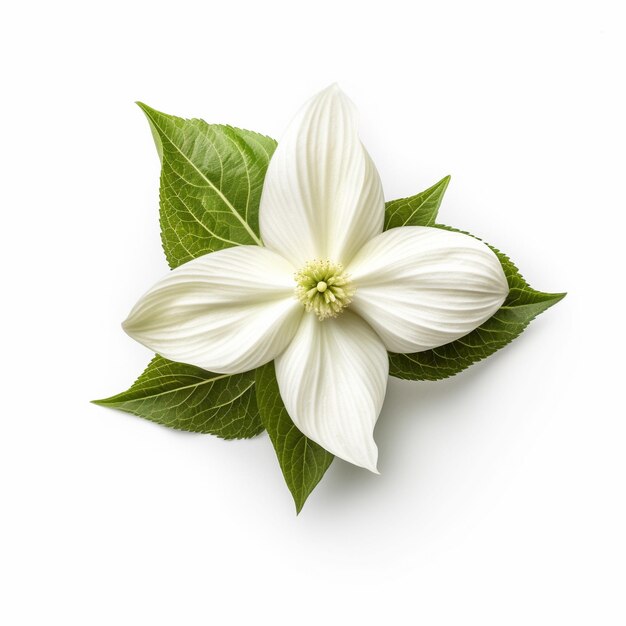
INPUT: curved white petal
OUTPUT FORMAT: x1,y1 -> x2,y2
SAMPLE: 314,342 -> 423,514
123,246 -> 302,374
347,227 -> 509,353
260,84 -> 385,267
275,312 -> 388,472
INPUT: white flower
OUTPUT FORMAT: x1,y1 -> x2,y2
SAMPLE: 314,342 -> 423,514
123,85 -> 509,472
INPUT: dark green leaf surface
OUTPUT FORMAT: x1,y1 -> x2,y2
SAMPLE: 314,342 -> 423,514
255,362 -> 334,513
384,175 -> 450,229
388,224 -> 565,381
93,356 -> 263,439
138,103 -> 276,268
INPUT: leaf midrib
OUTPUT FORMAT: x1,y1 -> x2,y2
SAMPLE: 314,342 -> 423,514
400,186 -> 440,226
104,372 -> 237,403
146,110 -> 264,247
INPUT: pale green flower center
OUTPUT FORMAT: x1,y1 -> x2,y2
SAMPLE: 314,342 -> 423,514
295,259 -> 355,320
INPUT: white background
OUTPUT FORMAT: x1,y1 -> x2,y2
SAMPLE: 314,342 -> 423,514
1,1 -> 624,624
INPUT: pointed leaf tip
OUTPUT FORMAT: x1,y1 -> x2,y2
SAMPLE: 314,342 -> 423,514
139,106 -> 276,267
92,356 -> 263,439
384,174 -> 452,229
135,101 -> 156,114
255,363 -> 333,513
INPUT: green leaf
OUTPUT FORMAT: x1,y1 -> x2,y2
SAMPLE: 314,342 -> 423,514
93,356 -> 263,439
384,175 -> 450,229
388,224 -> 566,381
255,362 -> 334,513
137,103 -> 277,268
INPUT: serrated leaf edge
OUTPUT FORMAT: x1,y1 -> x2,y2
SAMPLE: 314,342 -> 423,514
136,102 -> 264,247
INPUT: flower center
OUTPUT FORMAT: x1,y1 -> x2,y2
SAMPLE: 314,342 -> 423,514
295,259 -> 355,320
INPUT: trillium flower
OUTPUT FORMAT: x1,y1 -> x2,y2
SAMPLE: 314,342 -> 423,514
123,85 -> 509,472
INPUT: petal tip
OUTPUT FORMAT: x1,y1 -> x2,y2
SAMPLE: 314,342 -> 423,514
121,313 -> 141,340
497,267 -> 511,299
319,82 -> 355,111
339,453 -> 379,474
350,443 -> 379,474
358,459 -> 380,475
121,316 -> 133,335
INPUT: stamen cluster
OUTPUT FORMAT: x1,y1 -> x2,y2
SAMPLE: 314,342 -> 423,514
295,259 -> 355,320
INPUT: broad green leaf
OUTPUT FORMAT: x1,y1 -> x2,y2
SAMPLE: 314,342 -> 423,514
93,356 -> 263,439
388,224 -> 565,381
384,175 -> 450,229
255,362 -> 333,513
137,103 -> 277,268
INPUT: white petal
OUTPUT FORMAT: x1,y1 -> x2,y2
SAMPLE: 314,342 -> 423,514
274,312 -> 388,472
260,84 -> 385,267
123,246 -> 302,374
347,227 -> 509,353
